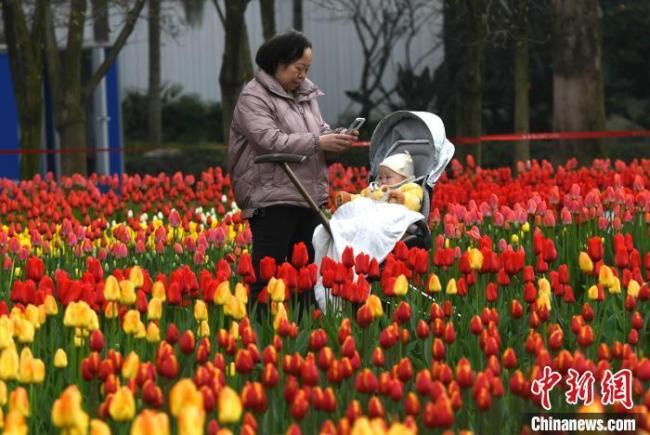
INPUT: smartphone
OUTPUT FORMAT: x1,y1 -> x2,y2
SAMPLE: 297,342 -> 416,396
345,117 -> 366,133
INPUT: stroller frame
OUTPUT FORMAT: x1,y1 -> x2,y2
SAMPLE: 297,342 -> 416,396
253,111 -> 455,249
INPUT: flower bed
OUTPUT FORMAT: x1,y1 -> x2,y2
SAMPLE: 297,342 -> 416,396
0,158 -> 649,433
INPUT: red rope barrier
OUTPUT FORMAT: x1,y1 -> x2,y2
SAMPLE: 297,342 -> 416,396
351,129 -> 650,147
1,130 -> 650,154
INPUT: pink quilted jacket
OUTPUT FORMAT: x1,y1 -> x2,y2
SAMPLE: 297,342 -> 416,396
227,69 -> 333,218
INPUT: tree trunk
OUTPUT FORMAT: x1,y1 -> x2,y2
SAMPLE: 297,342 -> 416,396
45,0 -> 146,176
552,0 -> 607,164
220,0 -> 251,142
1,0 -> 45,180
260,0 -> 275,41
293,0 -> 302,31
59,113 -> 88,175
456,0 -> 486,166
148,0 -> 162,146
513,0 -> 531,167
18,83 -> 44,180
91,0 -> 110,42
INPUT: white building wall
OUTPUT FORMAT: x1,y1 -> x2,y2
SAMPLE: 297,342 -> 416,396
118,0 -> 444,123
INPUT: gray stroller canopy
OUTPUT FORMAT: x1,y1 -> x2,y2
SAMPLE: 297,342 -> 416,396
368,111 -> 455,188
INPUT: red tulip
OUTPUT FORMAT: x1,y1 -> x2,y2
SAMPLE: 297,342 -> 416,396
416,320 -> 430,339
587,236 -> 604,261
367,396 -> 384,418
259,257 -> 276,282
291,242 -> 309,268
261,363 -> 279,388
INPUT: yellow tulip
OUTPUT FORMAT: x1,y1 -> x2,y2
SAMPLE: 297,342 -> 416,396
350,417 -> 373,435
0,318 -> 15,350
152,281 -> 166,301
177,405 -> 205,435
224,295 -> 246,321
608,276 -> 621,294
468,248 -> 484,270
587,285 -> 600,300
147,298 -> 163,321
123,310 -> 141,335
120,280 -> 137,305
217,386 -> 242,424
15,319 -> 34,344
366,295 -> 384,318
0,346 -> 19,381
229,321 -> 239,340
537,293 -> 552,312
129,266 -> 144,288
427,273 -> 441,293
54,349 -> 68,368
43,294 -> 58,316
598,265 -> 615,288
135,321 -> 147,339
446,278 -> 457,295
628,279 -> 640,298
104,302 -> 120,319
109,387 -> 136,421
522,222 -> 530,232
213,281 -> 232,306
387,422 -> 416,435
104,275 -> 121,302
121,352 -> 140,380
538,277 -> 551,295
0,380 -> 6,406
169,379 -> 203,417
234,282 -> 248,305
24,305 -> 41,329
17,352 -> 44,384
198,320 -> 210,338
193,300 -> 208,322
90,419 -> 112,435
273,303 -> 288,331
131,409 -> 170,435
393,274 -> 408,296
510,234 -> 519,245
578,251 -> 593,274
146,322 -> 160,343
268,277 -> 286,302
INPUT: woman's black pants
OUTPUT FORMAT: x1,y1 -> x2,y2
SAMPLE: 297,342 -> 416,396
248,205 -> 320,313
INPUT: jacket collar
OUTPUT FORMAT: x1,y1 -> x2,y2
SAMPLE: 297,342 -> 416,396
254,69 -> 324,103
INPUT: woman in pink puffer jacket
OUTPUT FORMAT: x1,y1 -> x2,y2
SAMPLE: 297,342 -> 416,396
227,30 -> 357,312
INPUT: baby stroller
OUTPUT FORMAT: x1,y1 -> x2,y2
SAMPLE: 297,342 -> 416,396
254,111 -> 455,249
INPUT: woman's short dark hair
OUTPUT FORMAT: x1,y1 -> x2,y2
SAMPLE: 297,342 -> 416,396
255,31 -> 312,75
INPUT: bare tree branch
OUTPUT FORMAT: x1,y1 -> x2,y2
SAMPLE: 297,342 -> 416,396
83,0 -> 146,99
211,0 -> 225,26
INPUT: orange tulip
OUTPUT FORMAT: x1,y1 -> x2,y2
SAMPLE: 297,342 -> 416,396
51,385 -> 88,432
9,387 -> 29,417
131,409 -> 170,435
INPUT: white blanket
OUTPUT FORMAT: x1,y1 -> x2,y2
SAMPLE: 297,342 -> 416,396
312,197 -> 423,312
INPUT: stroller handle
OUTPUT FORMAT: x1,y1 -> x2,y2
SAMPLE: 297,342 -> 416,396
254,153 -> 307,164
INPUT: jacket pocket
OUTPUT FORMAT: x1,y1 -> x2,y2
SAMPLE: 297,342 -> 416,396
258,162 -> 279,185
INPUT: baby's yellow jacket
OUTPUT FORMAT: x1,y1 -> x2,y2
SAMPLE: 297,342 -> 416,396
355,182 -> 424,212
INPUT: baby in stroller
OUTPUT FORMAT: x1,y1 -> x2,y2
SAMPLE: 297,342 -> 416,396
334,151 -> 424,213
